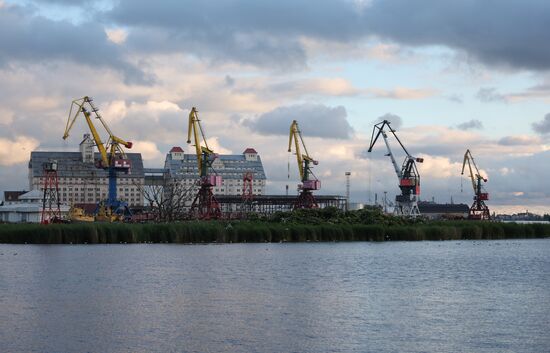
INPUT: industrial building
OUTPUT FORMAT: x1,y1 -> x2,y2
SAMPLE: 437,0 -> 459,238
28,134 -> 145,207
0,190 -> 70,223
163,146 -> 267,196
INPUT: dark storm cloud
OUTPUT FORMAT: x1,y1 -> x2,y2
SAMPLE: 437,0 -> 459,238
532,113 -> 550,134
246,104 -> 353,139
3,0 -> 550,73
0,5 -> 152,85
362,0 -> 550,71
457,119 -> 483,130
104,0 -> 550,71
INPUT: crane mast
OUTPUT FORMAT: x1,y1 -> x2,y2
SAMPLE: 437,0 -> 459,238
461,149 -> 490,220
288,120 -> 320,209
63,96 -> 133,220
186,107 -> 221,219
368,120 -> 423,217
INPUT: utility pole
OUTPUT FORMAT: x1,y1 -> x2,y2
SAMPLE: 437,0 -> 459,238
345,171 -> 351,211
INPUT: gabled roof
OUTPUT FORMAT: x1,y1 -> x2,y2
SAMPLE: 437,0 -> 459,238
19,189 -> 43,200
243,148 -> 257,154
170,146 -> 184,153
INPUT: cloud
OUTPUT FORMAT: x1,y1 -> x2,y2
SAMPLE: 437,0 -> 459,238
361,0 -> 550,72
476,88 -> 506,103
105,28 -> 128,44
446,94 -> 463,104
417,154 -> 463,179
130,140 -> 163,161
245,104 -> 353,139
0,136 -> 40,166
0,4 -> 152,85
498,135 -> 541,146
457,119 -> 483,130
532,113 -> 550,134
368,87 -> 436,100
102,0 -> 550,72
373,113 -> 402,129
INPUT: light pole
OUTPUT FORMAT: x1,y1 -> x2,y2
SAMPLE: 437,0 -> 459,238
345,172 -> 351,211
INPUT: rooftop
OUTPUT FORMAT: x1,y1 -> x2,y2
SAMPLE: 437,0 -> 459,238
164,151 -> 266,180
29,151 -> 144,179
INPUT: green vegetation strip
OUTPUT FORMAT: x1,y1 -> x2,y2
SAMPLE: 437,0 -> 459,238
1,219 -> 549,244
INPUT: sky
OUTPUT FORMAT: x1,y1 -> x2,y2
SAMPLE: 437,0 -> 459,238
0,0 -> 549,214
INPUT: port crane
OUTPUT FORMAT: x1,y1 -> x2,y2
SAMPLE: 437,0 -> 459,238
63,96 -> 133,219
187,107 -> 221,219
288,120 -> 320,209
461,149 -> 490,220
368,120 -> 423,217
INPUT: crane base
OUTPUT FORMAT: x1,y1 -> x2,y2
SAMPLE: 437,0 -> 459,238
468,201 -> 490,220
293,190 -> 318,209
190,184 -> 222,219
393,200 -> 421,218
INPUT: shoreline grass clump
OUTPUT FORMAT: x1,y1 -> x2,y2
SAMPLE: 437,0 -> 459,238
0,206 -> 549,244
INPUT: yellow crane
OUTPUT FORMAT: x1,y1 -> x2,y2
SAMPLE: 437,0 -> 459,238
187,107 -> 214,178
186,107 -> 221,219
288,120 -> 320,208
63,96 -> 132,169
461,149 -> 490,220
62,96 -> 133,220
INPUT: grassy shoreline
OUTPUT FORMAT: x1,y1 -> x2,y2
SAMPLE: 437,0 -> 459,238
0,221 -> 549,244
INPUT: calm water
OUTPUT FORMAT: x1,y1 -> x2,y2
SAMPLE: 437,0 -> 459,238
0,240 -> 549,353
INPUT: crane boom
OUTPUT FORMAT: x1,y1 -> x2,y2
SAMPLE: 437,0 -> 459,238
187,107 -> 214,177
288,120 -> 317,183
288,120 -> 319,208
368,119 -> 423,217
461,149 -> 490,220
62,96 -> 133,220
461,149 -> 486,191
64,97 -> 110,167
185,106 -> 221,219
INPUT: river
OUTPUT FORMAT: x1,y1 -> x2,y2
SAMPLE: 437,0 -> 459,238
0,239 -> 549,353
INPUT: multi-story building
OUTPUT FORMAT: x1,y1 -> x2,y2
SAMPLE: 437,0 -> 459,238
164,147 -> 267,196
28,134 -> 145,207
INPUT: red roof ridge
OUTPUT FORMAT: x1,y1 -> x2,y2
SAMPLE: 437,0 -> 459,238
170,146 -> 184,153
243,148 -> 257,154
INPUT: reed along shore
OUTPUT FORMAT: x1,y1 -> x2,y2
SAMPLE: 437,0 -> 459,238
0,220 -> 548,244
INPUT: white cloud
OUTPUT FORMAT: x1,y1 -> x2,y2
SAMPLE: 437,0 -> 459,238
130,140 -> 163,161
417,154 -> 463,179
0,136 -> 40,166
105,28 -> 128,45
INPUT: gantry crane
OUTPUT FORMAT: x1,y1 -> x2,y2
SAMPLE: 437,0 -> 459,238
288,120 -> 320,209
461,149 -> 490,220
187,107 -> 221,219
368,120 -> 424,217
63,96 -> 133,219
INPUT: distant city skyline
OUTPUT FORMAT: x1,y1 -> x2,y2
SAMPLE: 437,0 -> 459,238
0,0 -> 548,213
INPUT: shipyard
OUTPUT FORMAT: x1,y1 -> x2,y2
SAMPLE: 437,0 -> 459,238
0,1 -> 549,353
